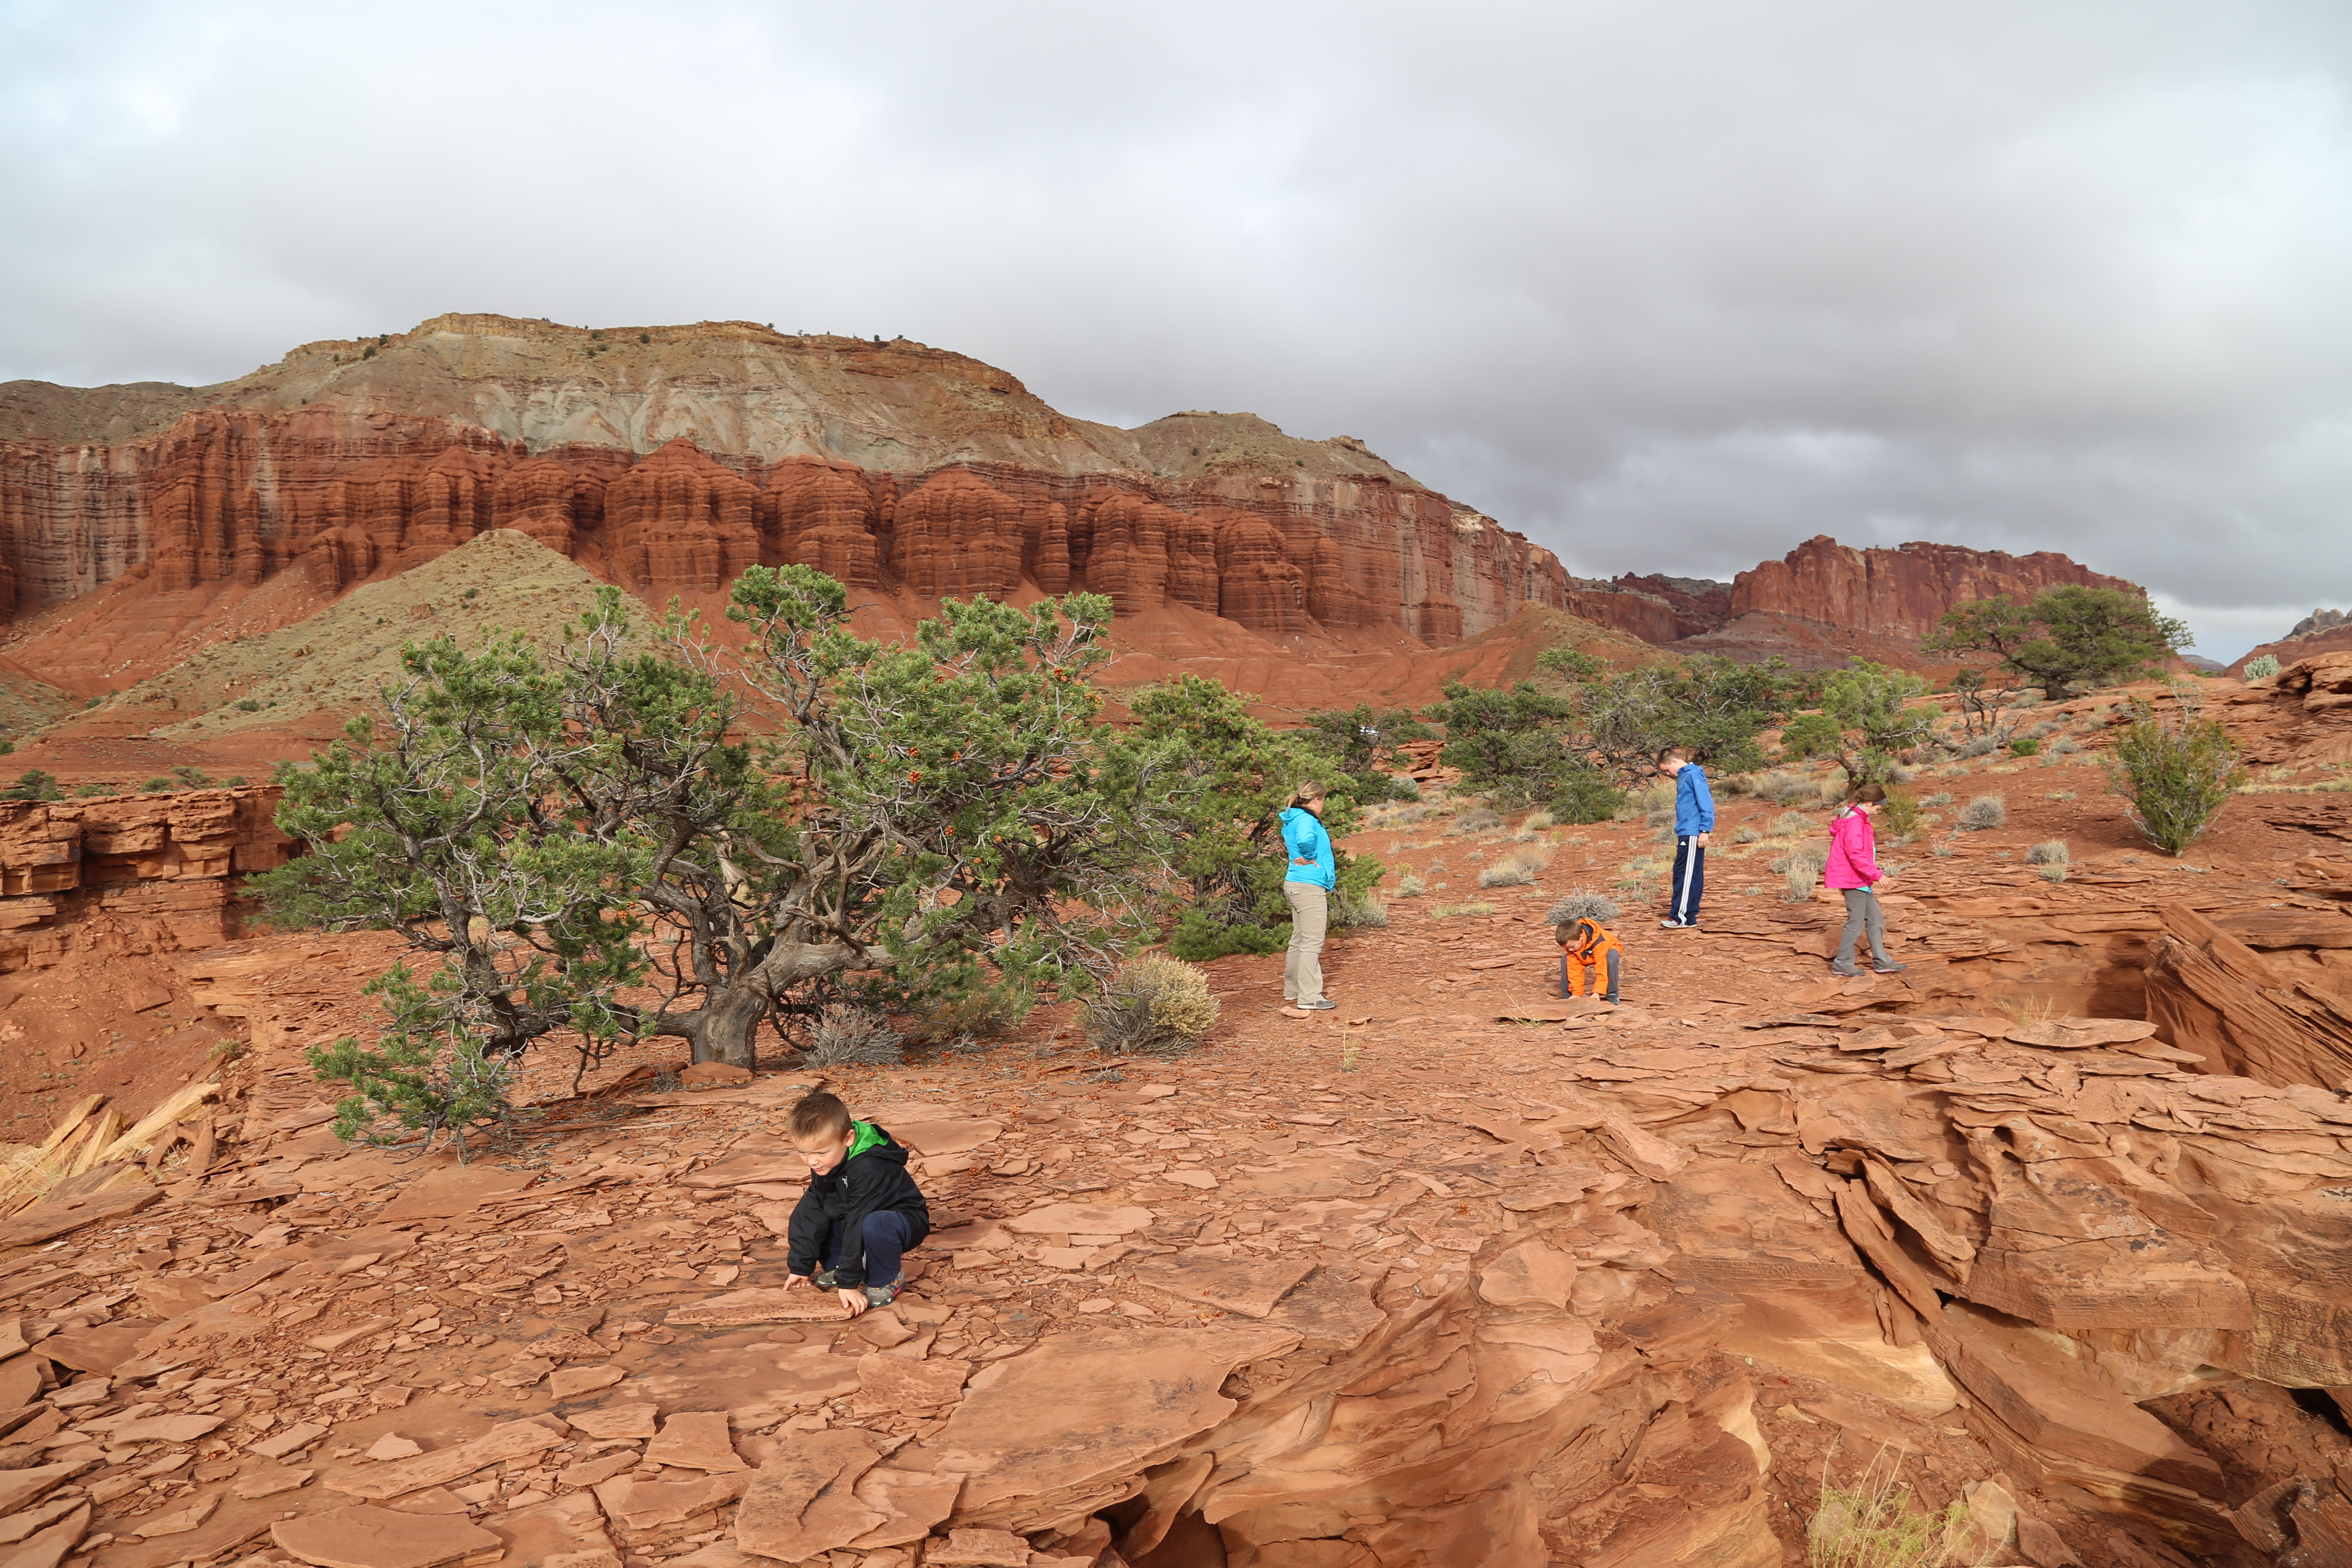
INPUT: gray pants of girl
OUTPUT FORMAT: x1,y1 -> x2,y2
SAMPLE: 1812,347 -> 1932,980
1836,887 -> 1892,968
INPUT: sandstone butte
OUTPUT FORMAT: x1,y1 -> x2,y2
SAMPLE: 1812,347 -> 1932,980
0,315 -> 2134,733
0,656 -> 2346,1567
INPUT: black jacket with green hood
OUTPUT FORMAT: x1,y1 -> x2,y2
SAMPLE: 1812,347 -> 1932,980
785,1121 -> 930,1289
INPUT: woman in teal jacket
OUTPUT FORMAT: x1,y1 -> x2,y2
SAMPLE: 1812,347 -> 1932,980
1279,780 -> 1336,1011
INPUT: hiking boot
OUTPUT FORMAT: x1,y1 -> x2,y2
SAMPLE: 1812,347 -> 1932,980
1872,960 -> 1908,974
1829,959 -> 1862,977
864,1272 -> 905,1309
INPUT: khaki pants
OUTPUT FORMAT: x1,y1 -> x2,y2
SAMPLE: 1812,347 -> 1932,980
1283,882 -> 1328,1004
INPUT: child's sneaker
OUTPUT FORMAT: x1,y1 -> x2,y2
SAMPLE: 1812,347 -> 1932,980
1829,959 -> 1861,977
864,1271 -> 905,1310
1872,960 -> 1908,974
812,1268 -> 840,1290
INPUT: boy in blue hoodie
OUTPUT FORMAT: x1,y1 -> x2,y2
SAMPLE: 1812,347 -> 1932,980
1657,748 -> 1713,929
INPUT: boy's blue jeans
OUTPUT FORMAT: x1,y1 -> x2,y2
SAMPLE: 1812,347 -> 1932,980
826,1210 -> 912,1286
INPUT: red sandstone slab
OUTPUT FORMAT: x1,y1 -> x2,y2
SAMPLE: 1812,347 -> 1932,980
273,1505 -> 501,1568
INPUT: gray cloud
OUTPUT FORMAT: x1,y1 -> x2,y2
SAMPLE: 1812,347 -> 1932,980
4,0 -> 2348,658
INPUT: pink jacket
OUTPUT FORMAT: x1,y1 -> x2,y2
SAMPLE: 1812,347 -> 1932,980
1824,806 -> 1883,889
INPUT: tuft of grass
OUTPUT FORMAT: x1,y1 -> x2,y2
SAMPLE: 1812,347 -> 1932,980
1430,900 -> 1498,919
1807,1446 -> 1974,1568
2024,839 -> 2069,865
1478,861 -> 1534,888
1782,844 -> 1827,901
2038,863 -> 2068,882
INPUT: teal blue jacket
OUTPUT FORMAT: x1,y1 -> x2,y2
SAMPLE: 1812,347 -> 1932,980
1280,807 -> 1335,890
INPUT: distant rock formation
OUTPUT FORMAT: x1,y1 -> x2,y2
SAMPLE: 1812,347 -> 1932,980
0,315 -> 1568,655
2229,607 -> 2352,678
1730,536 -> 2138,645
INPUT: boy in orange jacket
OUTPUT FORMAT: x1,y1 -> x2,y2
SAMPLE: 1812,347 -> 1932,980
1556,915 -> 1623,1004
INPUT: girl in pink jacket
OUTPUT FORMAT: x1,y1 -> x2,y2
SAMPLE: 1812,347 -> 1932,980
1825,784 -> 1905,977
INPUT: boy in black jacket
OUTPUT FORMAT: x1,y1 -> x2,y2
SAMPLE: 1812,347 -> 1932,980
781,1090 -> 930,1317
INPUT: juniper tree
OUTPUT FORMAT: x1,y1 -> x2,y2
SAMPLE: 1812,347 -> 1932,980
266,573 -> 1176,1150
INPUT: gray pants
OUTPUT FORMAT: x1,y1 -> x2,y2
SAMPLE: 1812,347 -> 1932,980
1283,882 -> 1328,1004
1837,887 -> 1891,966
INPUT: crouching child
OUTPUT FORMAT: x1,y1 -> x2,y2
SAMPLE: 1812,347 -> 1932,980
782,1090 -> 930,1317
1556,914 -> 1623,1004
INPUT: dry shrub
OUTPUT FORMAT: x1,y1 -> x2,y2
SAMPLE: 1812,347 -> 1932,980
1545,888 -> 1620,925
1477,861 -> 1534,888
2024,839 -> 2069,865
1957,794 -> 2007,831
1782,843 -> 1828,901
1084,956 -> 1219,1057
912,986 -> 1032,1054
801,1004 -> 905,1067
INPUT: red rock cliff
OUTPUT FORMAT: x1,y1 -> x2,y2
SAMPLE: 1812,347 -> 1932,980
0,787 -> 292,970
1731,535 -> 2138,644
0,315 -> 1568,653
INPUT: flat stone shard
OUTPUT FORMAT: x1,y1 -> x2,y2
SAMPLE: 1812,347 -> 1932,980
667,1287 -> 849,1325
273,1504 -> 502,1568
1129,1256 -> 1316,1319
0,1501 -> 88,1568
852,1353 -> 971,1414
643,1411 -> 748,1473
327,1419 -> 564,1499
845,1467 -> 964,1549
733,1429 -> 885,1561
1477,1240 -> 1577,1311
564,1403 -> 661,1440
897,1327 -> 1299,1528
924,1525 -> 1034,1565
546,1364 -> 627,1399
1002,1203 -> 1155,1236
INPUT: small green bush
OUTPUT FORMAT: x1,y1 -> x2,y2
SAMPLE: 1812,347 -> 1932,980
2009,738 -> 2042,756
1548,770 -> 1625,824
1877,791 -> 1925,843
1086,956 -> 1220,1057
2106,687 -> 2244,855
233,698 -> 263,713
1778,711 -> 1841,761
2,769 -> 62,802
141,776 -> 175,793
1169,909 -> 1289,962
912,984 -> 1032,1052
2243,654 -> 2281,680
1390,774 -> 1422,800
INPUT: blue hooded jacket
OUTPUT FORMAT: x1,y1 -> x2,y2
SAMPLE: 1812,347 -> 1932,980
1674,763 -> 1716,836
1279,806 -> 1335,889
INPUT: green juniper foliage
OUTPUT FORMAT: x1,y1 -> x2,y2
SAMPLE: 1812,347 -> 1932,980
2105,683 -> 2245,855
267,575 -> 1176,1149
1295,703 -> 1432,799
1818,662 -> 1938,784
1925,585 -> 2191,696
1127,676 -> 1381,961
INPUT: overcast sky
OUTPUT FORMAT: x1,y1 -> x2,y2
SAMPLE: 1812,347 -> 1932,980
5,2 -> 2349,660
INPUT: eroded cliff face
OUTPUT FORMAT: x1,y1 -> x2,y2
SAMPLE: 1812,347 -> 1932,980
0,317 -> 1567,655
1730,535 -> 2135,645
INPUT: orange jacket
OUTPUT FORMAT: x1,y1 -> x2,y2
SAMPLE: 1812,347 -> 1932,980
1558,918 -> 1621,965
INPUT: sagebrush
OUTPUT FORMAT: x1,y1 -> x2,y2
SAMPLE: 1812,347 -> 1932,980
1084,956 -> 1220,1056
801,1004 -> 905,1066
